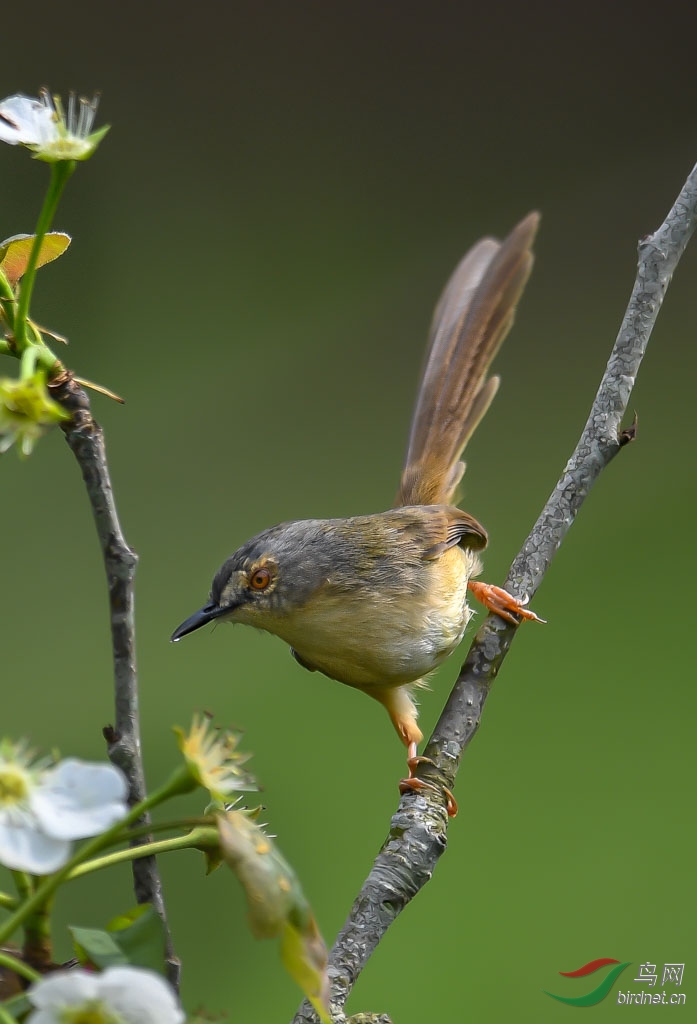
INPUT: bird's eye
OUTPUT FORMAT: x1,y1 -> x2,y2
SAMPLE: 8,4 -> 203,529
249,567 -> 271,591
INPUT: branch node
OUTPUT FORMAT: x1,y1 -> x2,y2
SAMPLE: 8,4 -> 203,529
619,410 -> 638,446
102,724 -> 119,744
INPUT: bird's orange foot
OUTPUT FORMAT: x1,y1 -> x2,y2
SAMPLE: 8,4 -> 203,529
468,581 -> 546,625
398,743 -> 458,816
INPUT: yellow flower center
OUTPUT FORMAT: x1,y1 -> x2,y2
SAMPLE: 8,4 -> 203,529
43,138 -> 92,160
61,999 -> 122,1023
0,765 -> 30,806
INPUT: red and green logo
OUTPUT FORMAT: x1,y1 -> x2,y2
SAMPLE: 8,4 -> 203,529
545,958 -> 632,1006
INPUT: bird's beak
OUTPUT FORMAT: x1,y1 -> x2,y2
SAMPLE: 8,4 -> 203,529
170,601 -> 228,642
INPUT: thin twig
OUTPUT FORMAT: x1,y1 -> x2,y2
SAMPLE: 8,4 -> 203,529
293,159 -> 697,1023
48,372 -> 181,989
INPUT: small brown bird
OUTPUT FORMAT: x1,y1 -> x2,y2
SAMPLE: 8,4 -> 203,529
172,213 -> 543,814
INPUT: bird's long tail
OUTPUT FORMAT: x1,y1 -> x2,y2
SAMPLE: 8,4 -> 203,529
395,212 -> 539,508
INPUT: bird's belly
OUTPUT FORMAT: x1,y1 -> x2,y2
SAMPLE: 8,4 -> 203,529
271,548 -> 477,689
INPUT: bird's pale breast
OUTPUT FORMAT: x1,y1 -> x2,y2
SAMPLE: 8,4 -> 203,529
265,545 -> 480,689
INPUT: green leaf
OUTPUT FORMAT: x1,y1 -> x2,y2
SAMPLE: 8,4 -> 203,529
107,902 -> 151,932
0,991 -> 30,1020
281,917 -> 331,1024
218,811 -> 302,939
0,232 -> 71,288
217,811 -> 330,1021
69,925 -> 128,969
107,903 -> 166,974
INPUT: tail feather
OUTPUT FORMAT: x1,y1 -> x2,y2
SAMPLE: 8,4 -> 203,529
396,212 -> 539,508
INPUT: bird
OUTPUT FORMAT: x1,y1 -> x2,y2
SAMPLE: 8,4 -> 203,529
172,212 -> 543,815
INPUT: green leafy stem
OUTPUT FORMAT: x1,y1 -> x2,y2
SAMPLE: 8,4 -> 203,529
13,160 -> 74,360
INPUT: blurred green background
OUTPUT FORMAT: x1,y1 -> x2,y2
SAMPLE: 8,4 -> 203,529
1,2 -> 695,1020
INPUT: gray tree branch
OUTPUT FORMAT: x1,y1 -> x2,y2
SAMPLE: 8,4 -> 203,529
293,158 -> 697,1023
48,373 -> 180,989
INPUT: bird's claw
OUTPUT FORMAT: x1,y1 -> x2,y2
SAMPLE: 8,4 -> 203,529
468,580 -> 546,624
399,742 -> 458,816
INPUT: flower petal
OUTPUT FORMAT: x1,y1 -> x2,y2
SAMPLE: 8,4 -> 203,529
99,966 -> 185,1024
25,1010 -> 57,1024
0,431 -> 16,453
31,759 -> 127,840
0,95 -> 55,146
28,969 -> 99,1008
0,819 -> 71,873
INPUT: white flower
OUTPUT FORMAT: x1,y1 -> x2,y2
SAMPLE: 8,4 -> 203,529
0,95 -> 55,146
0,741 -> 128,873
0,89 -> 108,161
27,965 -> 185,1024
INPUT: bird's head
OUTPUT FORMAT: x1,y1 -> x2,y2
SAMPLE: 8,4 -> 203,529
170,520 -> 335,642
